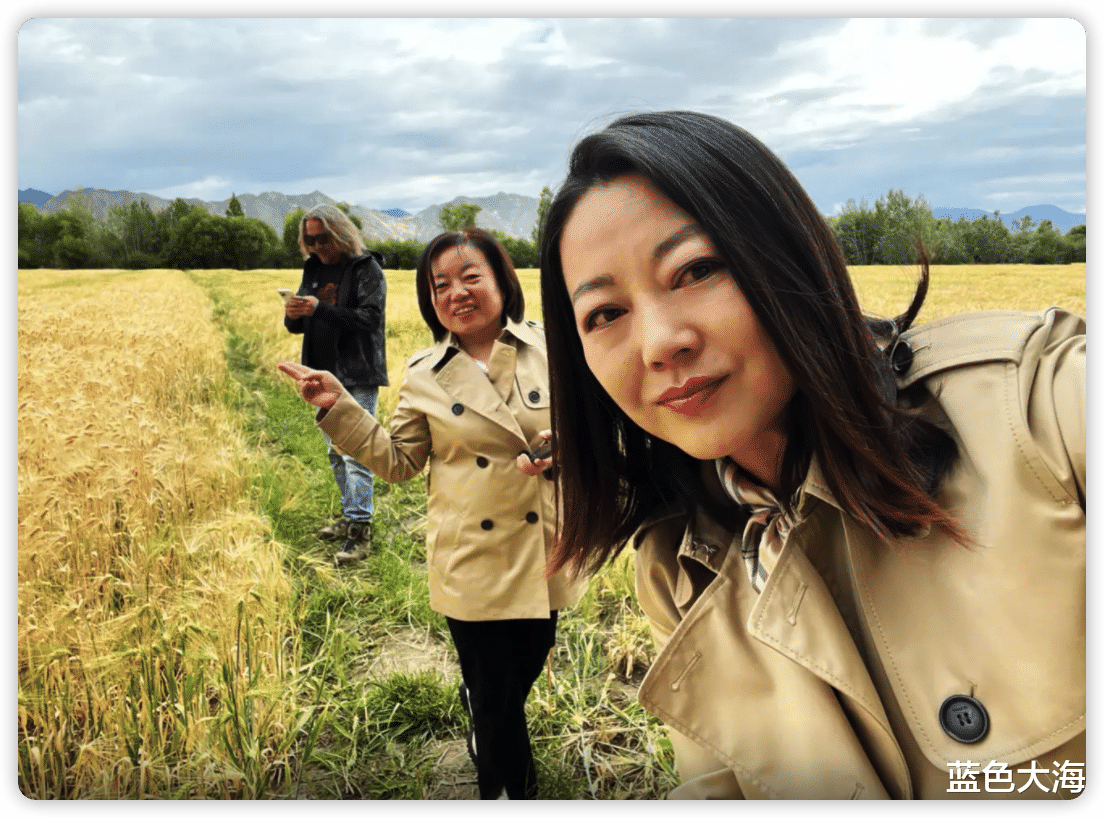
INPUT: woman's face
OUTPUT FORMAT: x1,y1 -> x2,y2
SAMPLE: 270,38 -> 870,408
558,173 -> 795,486
430,242 -> 505,348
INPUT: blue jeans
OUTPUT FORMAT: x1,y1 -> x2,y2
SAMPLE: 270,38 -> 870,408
323,385 -> 378,526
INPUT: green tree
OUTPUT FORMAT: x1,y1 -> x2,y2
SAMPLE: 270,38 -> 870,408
830,199 -> 880,265
491,230 -> 539,269
531,186 -> 553,261
367,238 -> 426,270
32,190 -> 112,268
439,203 -> 481,231
283,208 -> 306,257
225,193 -> 244,218
872,189 -> 937,265
225,217 -> 280,269
1026,220 -> 1068,264
157,197 -> 202,237
163,210 -> 231,269
961,215 -> 1013,263
18,202 -> 50,268
106,199 -> 162,264
1065,224 -> 1086,263
927,218 -> 970,265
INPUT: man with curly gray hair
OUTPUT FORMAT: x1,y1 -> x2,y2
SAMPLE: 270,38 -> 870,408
284,203 -> 388,565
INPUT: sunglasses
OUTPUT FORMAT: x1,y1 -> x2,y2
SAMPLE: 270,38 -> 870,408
304,232 -> 332,247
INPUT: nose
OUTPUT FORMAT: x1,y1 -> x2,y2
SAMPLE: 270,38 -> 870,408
443,279 -> 470,302
640,299 -> 699,370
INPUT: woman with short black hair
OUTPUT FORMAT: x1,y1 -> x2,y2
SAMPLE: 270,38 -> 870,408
282,227 -> 586,800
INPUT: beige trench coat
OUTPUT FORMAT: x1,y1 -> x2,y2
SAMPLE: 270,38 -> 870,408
634,308 -> 1085,799
319,319 -> 586,621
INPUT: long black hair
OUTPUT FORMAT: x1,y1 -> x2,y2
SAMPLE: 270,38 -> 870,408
540,111 -> 964,577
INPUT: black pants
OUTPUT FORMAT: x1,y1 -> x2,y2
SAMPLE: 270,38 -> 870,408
446,611 -> 558,800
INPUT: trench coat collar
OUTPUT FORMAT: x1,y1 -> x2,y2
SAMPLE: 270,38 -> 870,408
665,454 -> 843,582
420,319 -> 542,371
425,320 -> 541,448
643,455 -> 912,798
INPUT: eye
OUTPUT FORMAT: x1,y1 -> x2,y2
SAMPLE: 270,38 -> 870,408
675,259 -> 725,288
583,305 -> 626,331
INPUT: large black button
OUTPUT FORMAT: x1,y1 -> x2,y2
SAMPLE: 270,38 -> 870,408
451,403 -> 464,415
939,694 -> 989,743
890,340 -> 914,376
525,511 -> 539,524
476,456 -> 489,468
480,519 -> 494,530
528,389 -> 540,402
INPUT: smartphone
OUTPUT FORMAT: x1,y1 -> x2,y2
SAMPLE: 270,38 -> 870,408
278,288 -> 294,302
526,440 -> 552,462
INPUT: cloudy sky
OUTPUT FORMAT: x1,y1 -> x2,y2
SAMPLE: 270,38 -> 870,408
14,10 -> 1088,217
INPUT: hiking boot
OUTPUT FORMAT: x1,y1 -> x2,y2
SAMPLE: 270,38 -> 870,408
333,522 -> 369,567
318,516 -> 349,542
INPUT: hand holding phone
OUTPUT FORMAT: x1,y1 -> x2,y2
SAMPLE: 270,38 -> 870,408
526,440 -> 552,462
278,288 -> 294,303
517,430 -> 552,475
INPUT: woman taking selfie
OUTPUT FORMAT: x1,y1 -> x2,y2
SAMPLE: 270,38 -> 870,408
281,228 -> 586,800
539,111 -> 1085,799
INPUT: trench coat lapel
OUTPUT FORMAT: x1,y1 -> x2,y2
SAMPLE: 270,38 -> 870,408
641,485 -> 912,798
432,341 -> 529,449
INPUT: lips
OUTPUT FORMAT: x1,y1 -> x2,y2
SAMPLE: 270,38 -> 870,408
655,375 -> 728,416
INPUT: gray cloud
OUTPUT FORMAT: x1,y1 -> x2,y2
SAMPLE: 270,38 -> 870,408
17,17 -> 1085,214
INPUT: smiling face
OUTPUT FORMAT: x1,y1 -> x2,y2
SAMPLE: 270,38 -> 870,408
558,173 -> 796,488
430,241 -> 505,354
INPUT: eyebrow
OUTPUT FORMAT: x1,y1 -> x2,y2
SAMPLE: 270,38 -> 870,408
653,223 -> 703,261
569,223 -> 704,305
569,274 -> 615,306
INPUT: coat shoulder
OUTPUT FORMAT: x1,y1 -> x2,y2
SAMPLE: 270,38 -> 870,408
406,346 -> 437,370
898,308 -> 1084,386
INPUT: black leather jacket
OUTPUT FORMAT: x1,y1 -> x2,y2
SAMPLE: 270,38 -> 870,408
284,250 -> 389,387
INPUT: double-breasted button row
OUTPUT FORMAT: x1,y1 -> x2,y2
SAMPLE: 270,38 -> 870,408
477,512 -> 540,530
528,389 -> 541,402
451,403 -> 464,415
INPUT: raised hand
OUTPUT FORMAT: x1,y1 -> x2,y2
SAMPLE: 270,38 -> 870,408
277,361 -> 343,409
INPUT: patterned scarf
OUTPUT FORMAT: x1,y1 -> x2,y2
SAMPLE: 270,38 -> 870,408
715,457 -> 797,593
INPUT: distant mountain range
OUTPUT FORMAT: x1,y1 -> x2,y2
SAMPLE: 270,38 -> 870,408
19,188 -> 1086,239
19,188 -> 542,242
19,188 -> 52,206
933,205 -> 1085,234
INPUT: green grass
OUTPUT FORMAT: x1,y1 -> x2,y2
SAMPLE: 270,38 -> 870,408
183,269 -> 675,798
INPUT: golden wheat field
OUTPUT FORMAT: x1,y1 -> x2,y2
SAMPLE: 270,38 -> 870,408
849,263 -> 1087,322
17,269 -> 312,798
17,262 -> 1086,799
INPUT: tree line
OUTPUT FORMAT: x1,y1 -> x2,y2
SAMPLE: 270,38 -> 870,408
828,190 -> 1085,265
18,186 -> 1083,271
